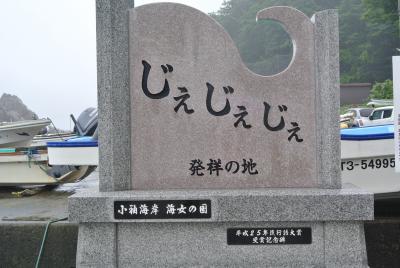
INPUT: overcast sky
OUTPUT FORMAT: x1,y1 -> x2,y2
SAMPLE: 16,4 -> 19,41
0,0 -> 224,130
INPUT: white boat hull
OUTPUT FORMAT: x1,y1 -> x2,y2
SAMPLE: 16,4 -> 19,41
48,146 -> 99,165
341,138 -> 399,194
0,161 -> 58,185
0,147 -> 94,186
0,119 -> 51,148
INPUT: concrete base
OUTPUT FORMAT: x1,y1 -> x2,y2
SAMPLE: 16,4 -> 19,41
76,221 -> 368,267
365,219 -> 400,268
4,219 -> 400,267
70,185 -> 373,267
0,222 -> 78,268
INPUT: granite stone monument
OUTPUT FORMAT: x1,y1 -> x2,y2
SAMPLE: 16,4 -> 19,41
70,1 -> 373,267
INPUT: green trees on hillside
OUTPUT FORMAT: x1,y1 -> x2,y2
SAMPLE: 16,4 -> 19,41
370,80 -> 394,99
212,0 -> 399,82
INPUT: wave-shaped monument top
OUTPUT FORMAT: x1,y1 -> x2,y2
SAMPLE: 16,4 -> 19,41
130,3 -> 323,190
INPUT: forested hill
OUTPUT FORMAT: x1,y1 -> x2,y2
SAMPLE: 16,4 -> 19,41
211,0 -> 399,83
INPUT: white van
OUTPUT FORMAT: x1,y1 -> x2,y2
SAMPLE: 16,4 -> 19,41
362,106 -> 394,127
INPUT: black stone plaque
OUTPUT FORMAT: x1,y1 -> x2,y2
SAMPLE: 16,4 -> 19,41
114,200 -> 211,219
227,227 -> 312,245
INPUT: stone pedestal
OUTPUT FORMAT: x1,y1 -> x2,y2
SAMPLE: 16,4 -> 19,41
70,1 -> 374,267
70,185 -> 373,267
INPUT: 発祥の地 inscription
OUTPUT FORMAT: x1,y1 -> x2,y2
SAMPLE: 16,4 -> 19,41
189,158 -> 259,176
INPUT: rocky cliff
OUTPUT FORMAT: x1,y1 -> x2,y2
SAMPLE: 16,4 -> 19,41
0,93 -> 38,122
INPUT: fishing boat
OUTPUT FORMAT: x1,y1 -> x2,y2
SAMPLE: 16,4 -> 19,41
0,109 -> 99,186
47,136 -> 99,166
0,119 -> 51,148
47,108 -> 99,166
341,124 -> 399,196
0,145 -> 94,186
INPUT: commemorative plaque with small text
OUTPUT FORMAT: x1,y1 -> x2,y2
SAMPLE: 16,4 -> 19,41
114,200 -> 211,219
227,227 -> 312,245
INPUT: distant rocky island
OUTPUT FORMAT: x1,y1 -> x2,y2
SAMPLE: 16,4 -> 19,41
0,93 -> 38,122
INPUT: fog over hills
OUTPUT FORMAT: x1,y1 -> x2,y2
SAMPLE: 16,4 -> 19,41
0,93 -> 38,122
